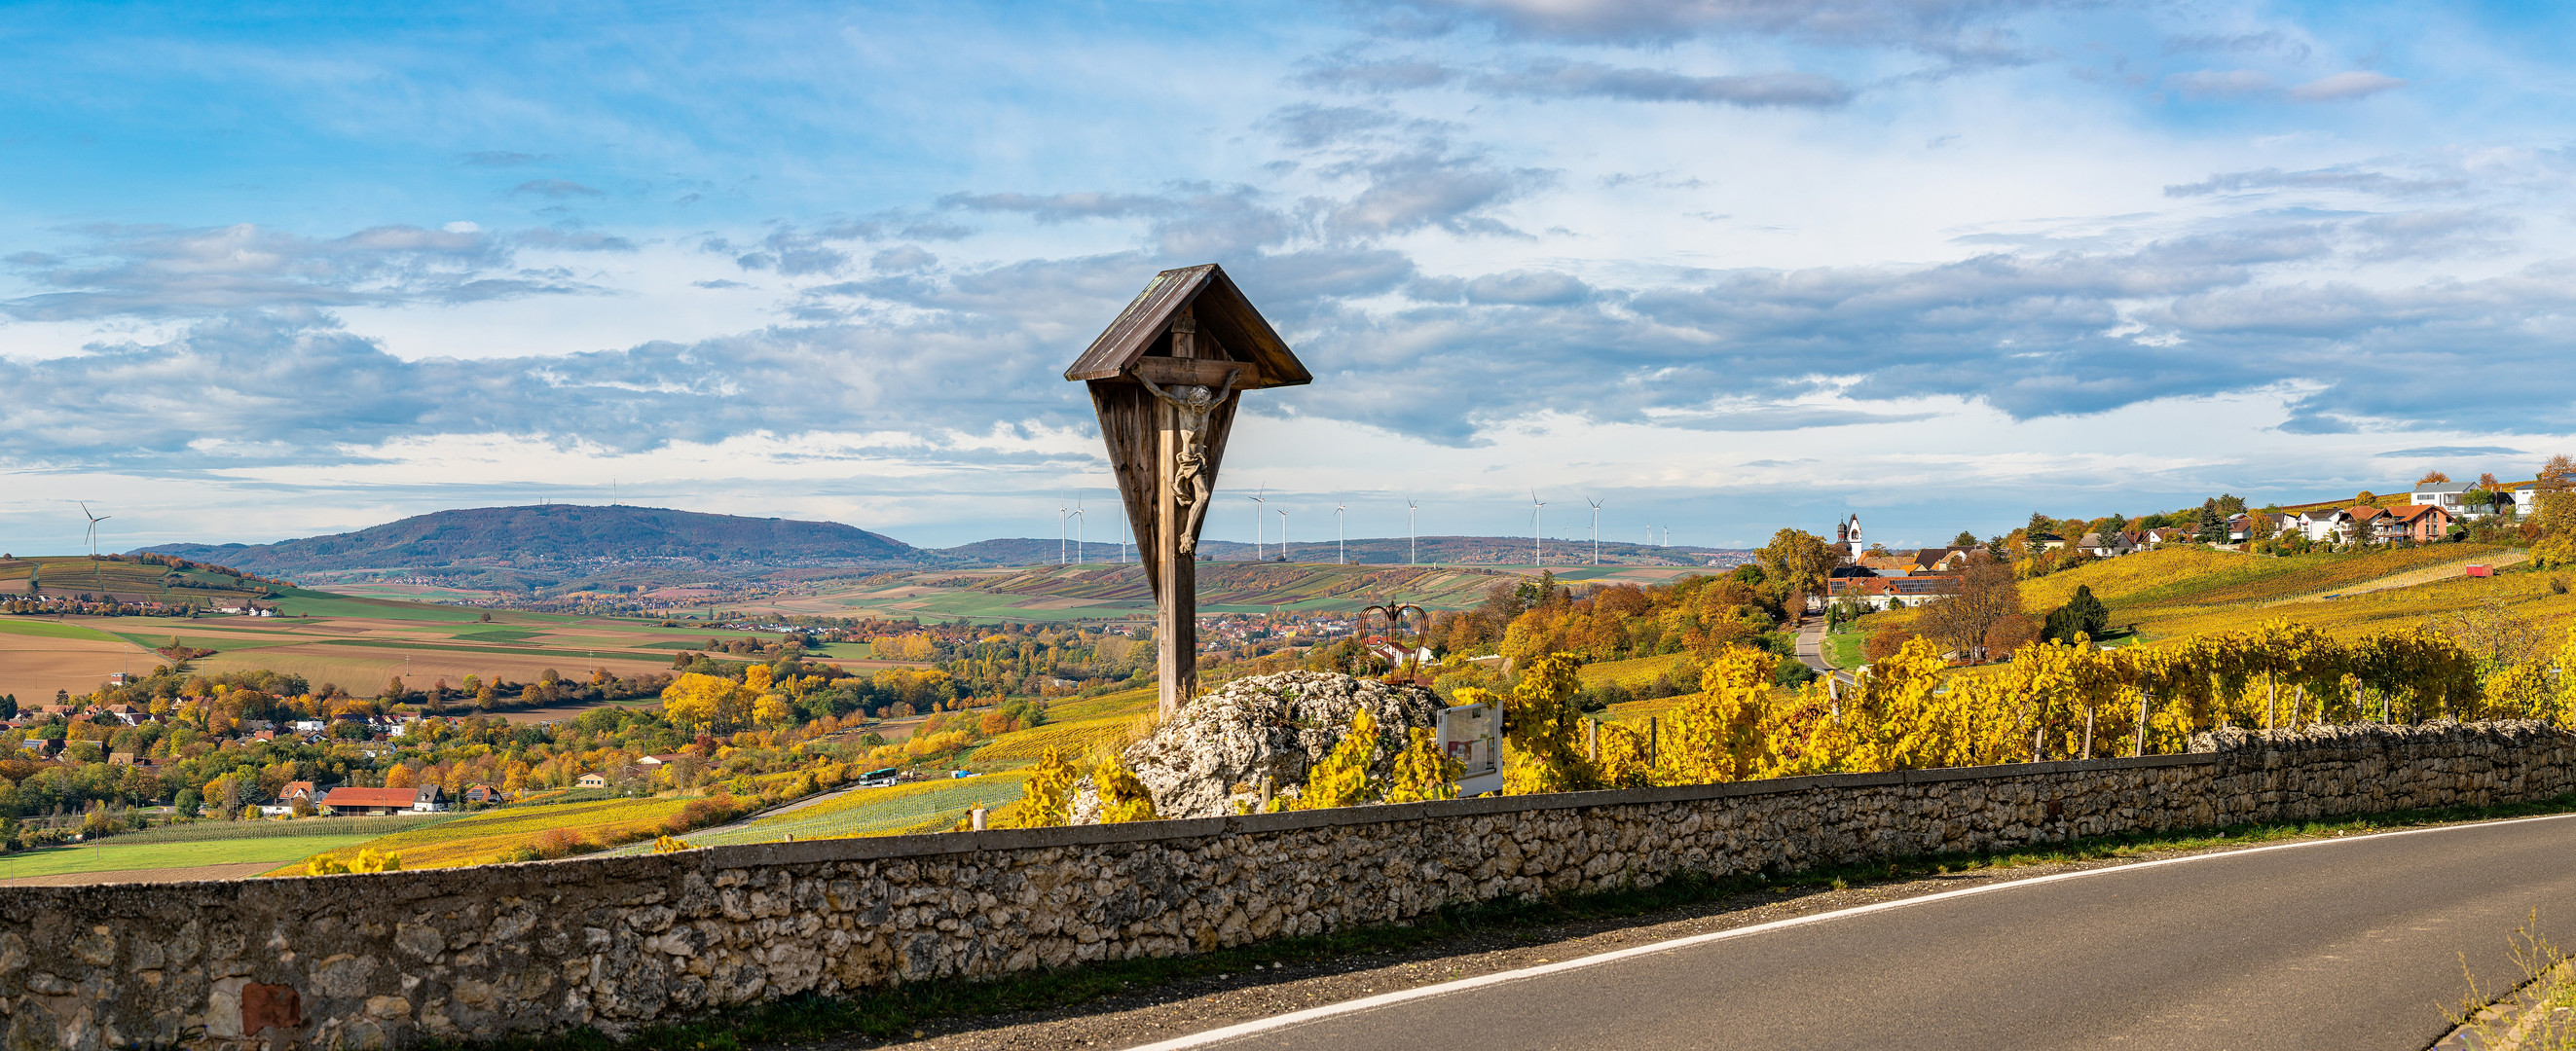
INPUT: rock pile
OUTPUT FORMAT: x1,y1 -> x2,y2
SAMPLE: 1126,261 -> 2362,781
1074,670 -> 1447,820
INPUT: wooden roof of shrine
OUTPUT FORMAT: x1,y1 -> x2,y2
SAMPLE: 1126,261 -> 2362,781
1063,264 -> 1311,389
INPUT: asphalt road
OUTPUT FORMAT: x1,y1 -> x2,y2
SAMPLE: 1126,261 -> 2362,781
1151,815 -> 2576,1051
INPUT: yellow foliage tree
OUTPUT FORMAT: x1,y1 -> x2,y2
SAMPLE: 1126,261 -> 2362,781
1490,653 -> 1599,794
660,672 -> 755,731
1383,725 -> 1463,804
1664,645 -> 1777,783
384,765 -> 415,790
1014,748 -> 1079,828
1297,707 -> 1381,809
1093,754 -> 1159,823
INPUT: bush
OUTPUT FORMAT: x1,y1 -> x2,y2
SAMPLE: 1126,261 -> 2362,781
1772,655 -> 1814,687
1862,626 -> 1913,663
531,827 -> 591,859
2554,575 -> 2571,597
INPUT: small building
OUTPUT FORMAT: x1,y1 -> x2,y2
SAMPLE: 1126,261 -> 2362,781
2383,503 -> 2453,543
2411,481 -> 2477,516
317,784 -> 447,816
575,773 -> 608,789
462,784 -> 507,805
637,753 -> 688,767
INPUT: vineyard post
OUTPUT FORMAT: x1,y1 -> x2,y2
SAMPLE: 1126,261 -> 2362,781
2032,725 -> 2044,763
2134,690 -> 2150,756
2266,673 -> 2277,731
2081,707 -> 2094,761
1648,716 -> 1659,767
1586,718 -> 1599,760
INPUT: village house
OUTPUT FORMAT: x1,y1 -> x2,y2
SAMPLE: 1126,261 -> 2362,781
2383,503 -> 2454,542
462,784 -> 507,805
2299,509 -> 2352,543
1822,574 -> 1962,611
318,784 -> 446,816
2076,532 -> 2133,558
575,772 -> 609,789
636,753 -> 688,767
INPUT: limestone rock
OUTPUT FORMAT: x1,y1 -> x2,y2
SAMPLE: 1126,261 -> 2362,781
1083,670 -> 1446,820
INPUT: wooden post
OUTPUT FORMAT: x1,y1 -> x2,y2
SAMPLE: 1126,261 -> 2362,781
1152,308 -> 1202,721
1586,718 -> 1599,760
1648,717 -> 1658,768
2081,707 -> 2094,761
2135,690 -> 2150,757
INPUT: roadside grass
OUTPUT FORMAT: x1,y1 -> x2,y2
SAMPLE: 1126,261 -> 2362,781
0,835 -> 378,880
432,790 -> 2576,1051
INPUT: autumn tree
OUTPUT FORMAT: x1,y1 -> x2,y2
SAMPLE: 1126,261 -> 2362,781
659,672 -> 754,731
1917,559 -> 2022,661
1755,528 -> 1843,606
1951,530 -> 1979,548
2540,454 -> 2576,494
2418,469 -> 2452,486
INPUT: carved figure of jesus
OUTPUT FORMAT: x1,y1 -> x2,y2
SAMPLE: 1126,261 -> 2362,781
1137,367 -> 1238,554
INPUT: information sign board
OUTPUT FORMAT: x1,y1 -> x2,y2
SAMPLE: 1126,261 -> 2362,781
1437,701 -> 1503,796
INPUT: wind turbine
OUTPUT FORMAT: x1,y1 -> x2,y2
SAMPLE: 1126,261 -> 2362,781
1071,496 -> 1086,566
1406,499 -> 1418,566
1276,507 -> 1289,562
1529,489 -> 1545,567
1246,487 -> 1269,561
1335,502 -> 1346,565
80,502 -> 109,559
1057,501 -> 1070,565
1588,498 -> 1602,565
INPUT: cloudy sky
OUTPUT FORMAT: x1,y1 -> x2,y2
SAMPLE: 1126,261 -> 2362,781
3,0 -> 2572,555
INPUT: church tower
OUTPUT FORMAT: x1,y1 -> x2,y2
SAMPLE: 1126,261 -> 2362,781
1837,513 -> 1864,561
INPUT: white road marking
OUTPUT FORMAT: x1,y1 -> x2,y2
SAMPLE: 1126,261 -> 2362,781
1122,810 -> 2576,1050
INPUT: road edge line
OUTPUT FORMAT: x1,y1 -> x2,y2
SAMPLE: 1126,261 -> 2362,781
1122,809 -> 2576,1050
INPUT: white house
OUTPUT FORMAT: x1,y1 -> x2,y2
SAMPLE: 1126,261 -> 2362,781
2299,509 -> 2352,543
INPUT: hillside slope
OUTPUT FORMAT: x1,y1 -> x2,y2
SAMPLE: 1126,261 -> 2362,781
143,504 -> 915,572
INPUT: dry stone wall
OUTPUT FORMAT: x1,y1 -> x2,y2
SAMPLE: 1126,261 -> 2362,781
5,720 -> 2568,1050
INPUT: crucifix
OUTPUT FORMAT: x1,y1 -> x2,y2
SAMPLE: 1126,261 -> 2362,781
1066,265 -> 1311,718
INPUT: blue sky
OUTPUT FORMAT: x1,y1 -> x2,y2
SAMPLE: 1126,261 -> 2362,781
3,0 -> 2573,555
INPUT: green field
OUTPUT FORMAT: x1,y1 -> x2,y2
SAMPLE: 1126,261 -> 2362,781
0,618 -> 125,642
0,835 -> 378,880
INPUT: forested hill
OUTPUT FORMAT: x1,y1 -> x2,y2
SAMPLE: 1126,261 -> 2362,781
141,504 -> 915,572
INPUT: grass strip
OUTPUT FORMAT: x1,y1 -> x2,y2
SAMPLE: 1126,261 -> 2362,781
430,790 -> 2576,1050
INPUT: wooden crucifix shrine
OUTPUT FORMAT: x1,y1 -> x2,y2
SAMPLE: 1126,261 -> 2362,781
1067,265 -> 1311,718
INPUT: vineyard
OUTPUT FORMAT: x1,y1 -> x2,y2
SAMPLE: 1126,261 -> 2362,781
2017,545 -> 2538,639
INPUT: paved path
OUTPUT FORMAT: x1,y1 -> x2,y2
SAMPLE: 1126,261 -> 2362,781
1792,616 -> 1854,687
1144,815 -> 2576,1051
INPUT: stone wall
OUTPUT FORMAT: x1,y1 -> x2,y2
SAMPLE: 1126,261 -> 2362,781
6,721 -> 2568,1050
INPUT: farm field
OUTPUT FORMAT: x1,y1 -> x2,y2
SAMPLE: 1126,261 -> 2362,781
757,562 -> 1529,623
0,617 -> 139,700
0,582 -> 847,703
0,834 -> 378,882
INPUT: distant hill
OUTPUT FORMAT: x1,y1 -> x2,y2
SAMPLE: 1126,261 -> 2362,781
141,504 -> 915,573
